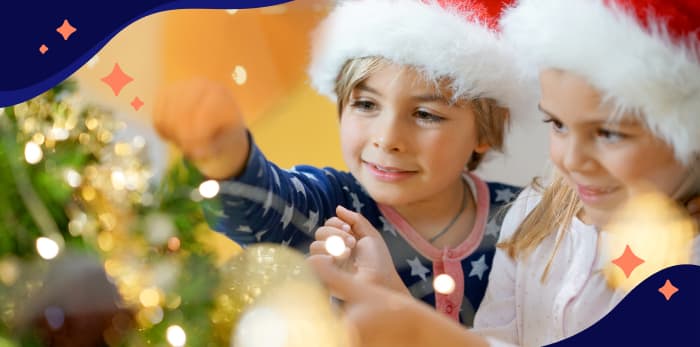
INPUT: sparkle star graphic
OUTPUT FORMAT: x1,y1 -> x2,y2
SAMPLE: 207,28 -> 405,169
612,244 -> 645,278
131,97 -> 144,111
101,63 -> 133,96
658,279 -> 679,301
56,19 -> 77,40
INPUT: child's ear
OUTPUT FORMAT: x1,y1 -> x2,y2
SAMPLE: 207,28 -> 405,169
474,143 -> 490,154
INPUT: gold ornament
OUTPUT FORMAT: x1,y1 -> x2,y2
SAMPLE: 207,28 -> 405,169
213,244 -> 350,347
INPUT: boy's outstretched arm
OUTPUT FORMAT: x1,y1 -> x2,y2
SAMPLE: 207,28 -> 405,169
152,78 -> 367,249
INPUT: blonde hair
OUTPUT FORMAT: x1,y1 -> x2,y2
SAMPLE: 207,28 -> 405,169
334,56 -> 510,170
501,159 -> 700,282
499,172 -> 581,281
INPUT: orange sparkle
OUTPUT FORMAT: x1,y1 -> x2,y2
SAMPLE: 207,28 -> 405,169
658,279 -> 679,301
56,19 -> 77,40
39,44 -> 48,54
100,63 -> 133,96
131,97 -> 144,111
612,244 -> 645,278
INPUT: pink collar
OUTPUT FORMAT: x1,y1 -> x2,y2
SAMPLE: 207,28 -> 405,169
377,172 -> 490,261
377,172 -> 490,321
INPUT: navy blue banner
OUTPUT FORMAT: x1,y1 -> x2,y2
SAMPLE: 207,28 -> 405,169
549,264 -> 700,347
0,0 -> 291,106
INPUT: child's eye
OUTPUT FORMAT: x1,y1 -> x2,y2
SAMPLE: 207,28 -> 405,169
542,117 -> 566,133
596,128 -> 626,143
415,110 -> 444,124
350,100 -> 377,112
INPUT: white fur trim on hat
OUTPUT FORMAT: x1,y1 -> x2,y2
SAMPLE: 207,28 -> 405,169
308,0 -> 533,121
501,0 -> 700,163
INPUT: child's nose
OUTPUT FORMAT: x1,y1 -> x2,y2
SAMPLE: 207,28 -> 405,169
371,116 -> 405,152
563,138 -> 595,173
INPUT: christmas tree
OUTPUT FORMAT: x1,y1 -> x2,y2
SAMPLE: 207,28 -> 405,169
0,81 -> 350,347
0,81 -> 239,346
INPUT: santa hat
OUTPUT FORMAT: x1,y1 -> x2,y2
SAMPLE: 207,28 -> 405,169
308,0 -> 530,119
501,0 -> 700,163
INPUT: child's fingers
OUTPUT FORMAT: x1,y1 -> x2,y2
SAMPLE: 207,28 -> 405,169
308,255 -> 365,302
335,205 -> 382,239
309,240 -> 351,258
315,226 -> 357,248
309,240 -> 329,256
309,241 -> 352,267
324,217 -> 353,233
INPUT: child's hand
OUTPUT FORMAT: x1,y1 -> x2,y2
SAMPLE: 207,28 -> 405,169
310,221 -> 357,271
308,255 -> 488,347
152,78 -> 250,179
311,206 -> 409,295
308,254 -> 421,347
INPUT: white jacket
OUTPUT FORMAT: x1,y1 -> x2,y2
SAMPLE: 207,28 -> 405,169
473,188 -> 700,347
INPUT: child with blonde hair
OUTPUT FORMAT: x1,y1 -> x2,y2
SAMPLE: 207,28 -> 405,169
152,0 -> 529,326
476,0 -> 700,344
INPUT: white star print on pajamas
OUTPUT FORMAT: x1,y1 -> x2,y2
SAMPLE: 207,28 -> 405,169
407,256 -> 431,282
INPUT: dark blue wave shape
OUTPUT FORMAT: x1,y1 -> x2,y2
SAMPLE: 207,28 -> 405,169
0,0 -> 292,107
548,264 -> 700,347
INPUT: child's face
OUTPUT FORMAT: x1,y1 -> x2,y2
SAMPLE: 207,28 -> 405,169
539,69 -> 689,225
339,64 -> 487,207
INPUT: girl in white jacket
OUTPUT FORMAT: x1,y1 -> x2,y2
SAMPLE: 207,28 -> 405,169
471,0 -> 700,345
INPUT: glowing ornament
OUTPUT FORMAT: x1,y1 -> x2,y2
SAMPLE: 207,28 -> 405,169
24,142 -> 43,164
324,235 -> 346,257
232,66 -> 247,85
603,192 -> 697,291
36,237 -> 60,259
139,287 -> 161,308
166,325 -> 186,347
433,274 -> 456,295
199,179 -> 220,198
48,127 -> 69,141
64,169 -> 82,187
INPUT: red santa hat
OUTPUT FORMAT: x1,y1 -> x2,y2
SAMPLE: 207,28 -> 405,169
308,0 -> 530,119
501,0 -> 700,163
